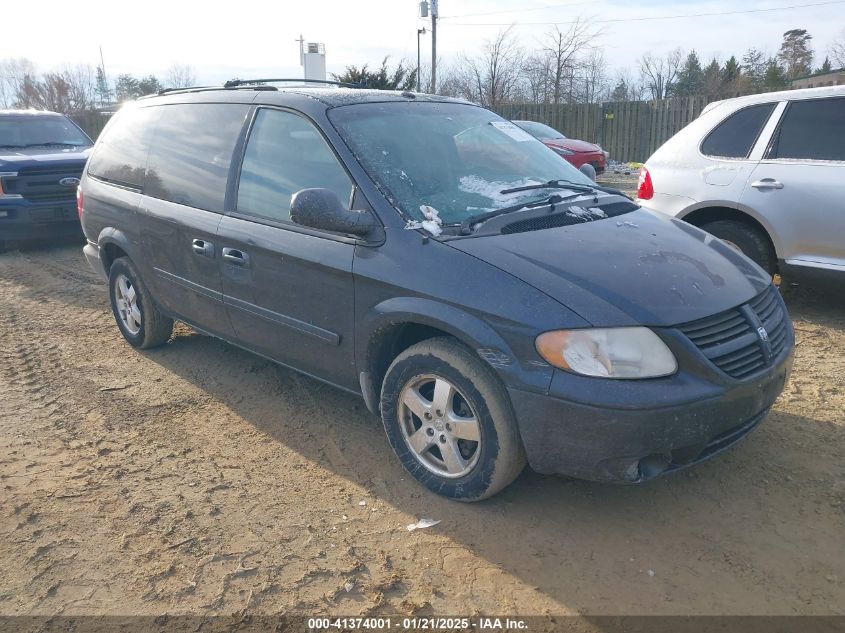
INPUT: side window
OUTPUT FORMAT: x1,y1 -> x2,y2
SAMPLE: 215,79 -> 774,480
87,106 -> 160,188
700,103 -> 776,159
145,103 -> 250,212
236,109 -> 353,224
770,97 -> 845,161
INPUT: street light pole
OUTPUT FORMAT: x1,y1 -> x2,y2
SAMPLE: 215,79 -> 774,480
416,28 -> 426,92
430,0 -> 438,93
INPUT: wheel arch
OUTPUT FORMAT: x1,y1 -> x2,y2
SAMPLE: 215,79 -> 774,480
678,204 -> 780,260
97,227 -> 138,272
358,297 -> 518,415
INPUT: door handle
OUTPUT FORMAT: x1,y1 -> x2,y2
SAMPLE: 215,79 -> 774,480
750,178 -> 784,190
222,247 -> 250,266
191,238 -> 215,257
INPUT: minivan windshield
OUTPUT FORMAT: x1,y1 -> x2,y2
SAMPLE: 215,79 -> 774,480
0,115 -> 92,148
329,102 -> 594,224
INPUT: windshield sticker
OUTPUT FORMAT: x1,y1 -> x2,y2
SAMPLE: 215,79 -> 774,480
489,121 -> 535,142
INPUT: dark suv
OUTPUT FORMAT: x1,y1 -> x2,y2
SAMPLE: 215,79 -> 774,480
0,110 -> 93,251
79,82 -> 794,500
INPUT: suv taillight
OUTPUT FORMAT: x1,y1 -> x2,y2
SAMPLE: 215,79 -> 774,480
637,167 -> 653,200
76,187 -> 84,219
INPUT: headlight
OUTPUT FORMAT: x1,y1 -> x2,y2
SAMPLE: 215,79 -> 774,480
552,146 -> 574,156
535,327 -> 677,379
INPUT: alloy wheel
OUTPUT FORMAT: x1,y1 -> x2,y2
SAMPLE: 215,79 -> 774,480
398,374 -> 482,478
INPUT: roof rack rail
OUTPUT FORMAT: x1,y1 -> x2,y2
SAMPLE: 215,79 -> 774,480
223,78 -> 363,89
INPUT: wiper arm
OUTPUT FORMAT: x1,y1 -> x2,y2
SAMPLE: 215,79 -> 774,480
499,179 -> 597,195
22,142 -> 81,148
460,192 -> 588,235
0,144 -> 24,148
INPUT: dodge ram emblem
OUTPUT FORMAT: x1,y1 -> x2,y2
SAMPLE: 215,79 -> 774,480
59,177 -> 80,187
757,326 -> 769,342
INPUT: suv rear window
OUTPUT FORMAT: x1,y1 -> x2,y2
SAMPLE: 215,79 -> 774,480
87,106 -> 160,188
700,103 -> 775,159
770,97 -> 845,161
145,103 -> 250,212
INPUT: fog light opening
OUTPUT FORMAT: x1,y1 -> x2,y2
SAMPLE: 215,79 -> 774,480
637,453 -> 672,480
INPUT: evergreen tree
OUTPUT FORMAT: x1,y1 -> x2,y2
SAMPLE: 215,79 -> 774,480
778,29 -> 814,80
722,56 -> 740,83
816,56 -> 832,74
702,58 -> 723,99
742,48 -> 767,88
333,57 -> 417,91
672,51 -> 704,96
762,58 -> 789,89
137,75 -> 163,96
95,66 -> 110,105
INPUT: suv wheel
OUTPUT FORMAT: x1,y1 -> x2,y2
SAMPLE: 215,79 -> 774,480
700,220 -> 776,275
380,337 -> 526,501
108,257 -> 173,349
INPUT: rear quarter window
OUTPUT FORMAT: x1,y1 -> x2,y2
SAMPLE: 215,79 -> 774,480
145,103 -> 251,212
700,103 -> 776,159
87,106 -> 160,188
769,97 -> 845,161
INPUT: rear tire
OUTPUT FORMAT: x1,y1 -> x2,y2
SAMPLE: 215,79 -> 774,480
700,219 -> 776,275
380,337 -> 526,501
108,257 -> 173,349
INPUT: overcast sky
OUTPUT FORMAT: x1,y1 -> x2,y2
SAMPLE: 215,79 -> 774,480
5,0 -> 844,85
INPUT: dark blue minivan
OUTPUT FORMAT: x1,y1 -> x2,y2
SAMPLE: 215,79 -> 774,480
79,83 -> 793,500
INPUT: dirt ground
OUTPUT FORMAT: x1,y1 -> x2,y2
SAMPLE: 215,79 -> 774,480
1,242 -> 843,620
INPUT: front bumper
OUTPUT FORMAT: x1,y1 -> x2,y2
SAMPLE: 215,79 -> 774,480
0,200 -> 82,241
509,347 -> 793,483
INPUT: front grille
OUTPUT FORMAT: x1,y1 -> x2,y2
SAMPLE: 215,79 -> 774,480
2,166 -> 83,202
678,285 -> 790,379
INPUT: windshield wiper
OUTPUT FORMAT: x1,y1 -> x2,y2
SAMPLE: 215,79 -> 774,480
459,192 -> 589,235
0,144 -> 24,149
22,142 -> 83,148
499,179 -> 597,195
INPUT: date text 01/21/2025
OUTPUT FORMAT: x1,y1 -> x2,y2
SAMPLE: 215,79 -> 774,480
308,617 -> 529,630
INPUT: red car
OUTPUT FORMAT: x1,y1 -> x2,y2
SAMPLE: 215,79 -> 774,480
514,120 -> 606,175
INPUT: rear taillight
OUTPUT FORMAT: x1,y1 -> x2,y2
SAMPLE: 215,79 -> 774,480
637,167 -> 653,200
76,187 -> 84,218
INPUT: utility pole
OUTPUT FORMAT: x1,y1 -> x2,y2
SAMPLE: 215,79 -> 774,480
416,28 -> 426,92
430,0 -> 438,93
296,34 -> 305,69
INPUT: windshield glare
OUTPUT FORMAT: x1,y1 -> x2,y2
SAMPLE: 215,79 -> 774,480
329,102 -> 594,224
515,120 -> 566,141
0,116 -> 92,148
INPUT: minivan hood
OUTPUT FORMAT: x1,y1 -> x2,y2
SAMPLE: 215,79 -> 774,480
447,208 -> 772,327
0,146 -> 92,167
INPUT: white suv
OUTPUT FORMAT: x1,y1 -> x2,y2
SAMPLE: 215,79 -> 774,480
637,86 -> 844,280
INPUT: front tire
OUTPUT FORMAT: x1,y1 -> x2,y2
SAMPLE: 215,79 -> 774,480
700,220 -> 776,275
108,257 -> 173,349
380,337 -> 526,501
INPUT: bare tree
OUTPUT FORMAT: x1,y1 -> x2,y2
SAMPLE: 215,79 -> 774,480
831,27 -> 845,67
638,48 -> 683,99
60,64 -> 98,112
578,48 -> 610,103
0,57 -> 37,108
610,68 -> 646,102
542,18 -> 596,104
453,26 -> 525,107
165,63 -> 197,89
521,52 -> 554,104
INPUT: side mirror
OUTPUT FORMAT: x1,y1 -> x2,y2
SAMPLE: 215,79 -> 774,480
290,188 -> 376,237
